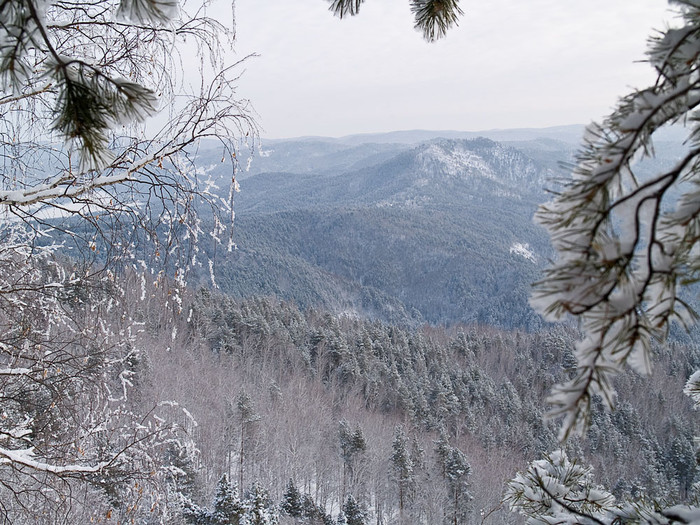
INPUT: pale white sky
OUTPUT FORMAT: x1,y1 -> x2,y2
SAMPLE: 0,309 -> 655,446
231,1 -> 673,139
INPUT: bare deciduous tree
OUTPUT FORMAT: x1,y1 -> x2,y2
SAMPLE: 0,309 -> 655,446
0,0 -> 256,520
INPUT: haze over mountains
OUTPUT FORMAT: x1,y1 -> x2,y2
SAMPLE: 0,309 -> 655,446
188,124 -> 687,332
282,124 -> 588,147
190,128 -> 573,330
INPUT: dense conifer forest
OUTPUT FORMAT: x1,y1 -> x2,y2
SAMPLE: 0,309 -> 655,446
83,280 -> 699,523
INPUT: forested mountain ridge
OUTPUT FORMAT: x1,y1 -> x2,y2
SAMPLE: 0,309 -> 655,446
205,137 -> 560,330
411,138 -> 549,191
233,137 -> 551,213
227,124 -> 586,179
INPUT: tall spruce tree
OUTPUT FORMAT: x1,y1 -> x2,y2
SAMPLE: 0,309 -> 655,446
342,495 -> 366,525
339,420 -> 368,499
443,447 -> 472,525
390,425 -> 415,524
281,479 -> 303,518
434,433 -> 472,525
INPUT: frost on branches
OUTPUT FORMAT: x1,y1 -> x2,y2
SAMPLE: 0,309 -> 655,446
0,0 -> 255,521
532,0 -> 700,440
0,227 -> 199,522
0,0 -> 256,261
504,450 -> 616,525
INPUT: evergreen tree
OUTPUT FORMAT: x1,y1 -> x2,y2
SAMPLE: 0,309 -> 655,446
281,479 -> 303,518
165,443 -> 201,501
390,425 -> 415,524
410,436 -> 426,471
433,430 -> 451,478
434,433 -> 472,525
244,481 -> 278,525
339,420 -> 368,498
443,447 -> 472,525
342,495 -> 365,525
213,475 -> 245,525
351,427 -> 368,457
669,434 -> 697,499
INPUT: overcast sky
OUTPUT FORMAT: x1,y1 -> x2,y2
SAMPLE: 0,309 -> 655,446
231,1 -> 673,139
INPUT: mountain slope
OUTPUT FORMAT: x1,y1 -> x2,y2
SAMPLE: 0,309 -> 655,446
235,138 -> 549,212
207,137 -> 563,329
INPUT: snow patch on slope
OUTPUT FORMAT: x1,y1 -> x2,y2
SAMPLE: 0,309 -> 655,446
416,143 -> 496,180
510,242 -> 536,262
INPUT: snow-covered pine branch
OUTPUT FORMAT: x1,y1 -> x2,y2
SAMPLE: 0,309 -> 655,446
532,0 -> 700,440
504,449 -> 616,525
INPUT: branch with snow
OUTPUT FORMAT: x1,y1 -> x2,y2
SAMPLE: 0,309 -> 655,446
0,447 -> 107,475
532,0 -> 700,440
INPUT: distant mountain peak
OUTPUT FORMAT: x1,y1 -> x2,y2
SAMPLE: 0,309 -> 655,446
410,138 -> 549,189
416,139 -> 498,181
